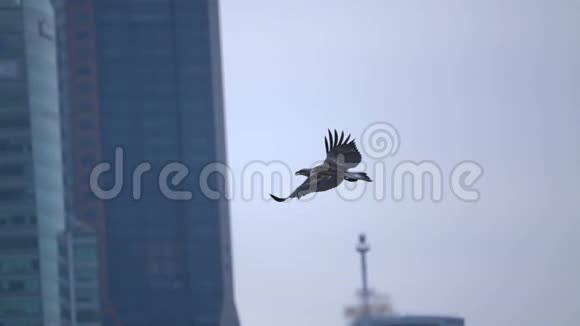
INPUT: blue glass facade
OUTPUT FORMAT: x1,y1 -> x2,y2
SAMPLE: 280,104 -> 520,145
0,1 -> 65,326
89,1 -> 238,325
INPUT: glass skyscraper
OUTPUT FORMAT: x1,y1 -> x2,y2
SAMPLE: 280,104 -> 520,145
54,0 -> 239,325
0,0 -> 65,325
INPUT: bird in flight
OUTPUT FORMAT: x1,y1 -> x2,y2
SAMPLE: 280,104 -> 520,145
270,129 -> 372,202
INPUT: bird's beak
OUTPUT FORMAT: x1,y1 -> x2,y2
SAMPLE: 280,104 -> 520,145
294,171 -> 300,176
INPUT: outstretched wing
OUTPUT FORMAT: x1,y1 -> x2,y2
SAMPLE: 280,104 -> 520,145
323,129 -> 362,169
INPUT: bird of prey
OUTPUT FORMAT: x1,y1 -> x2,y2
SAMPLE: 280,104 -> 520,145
270,130 -> 372,202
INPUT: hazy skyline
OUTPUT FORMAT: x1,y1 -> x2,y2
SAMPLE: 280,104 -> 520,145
220,0 -> 580,325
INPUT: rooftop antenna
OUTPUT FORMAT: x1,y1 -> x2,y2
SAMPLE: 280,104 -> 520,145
357,233 -> 371,318
345,234 -> 394,320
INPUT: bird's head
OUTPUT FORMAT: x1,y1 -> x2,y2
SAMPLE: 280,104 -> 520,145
295,168 -> 311,176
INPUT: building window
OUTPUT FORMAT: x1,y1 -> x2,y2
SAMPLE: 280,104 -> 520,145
0,297 -> 41,317
1,92 -> 25,107
0,139 -> 31,154
77,310 -> 100,323
130,12 -> 170,23
0,163 -> 25,176
76,287 -> 98,303
74,31 -> 89,40
0,236 -> 37,250
0,256 -> 38,273
80,155 -> 95,166
74,245 -> 97,263
77,83 -> 93,94
76,102 -> 93,112
76,47 -> 92,57
0,188 -> 30,202
0,60 -> 20,79
0,0 -> 22,9
84,191 -> 94,200
77,66 -> 91,75
69,10 -> 91,23
78,119 -> 95,129
75,269 -> 97,283
78,138 -> 96,149
0,114 -> 28,129
7,280 -> 25,292
0,10 -> 22,33
0,34 -> 24,57
83,209 -> 96,219
10,215 -> 26,226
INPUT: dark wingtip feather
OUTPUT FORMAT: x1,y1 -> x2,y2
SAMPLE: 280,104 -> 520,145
327,129 -> 333,149
326,130 -> 358,150
270,194 -> 287,202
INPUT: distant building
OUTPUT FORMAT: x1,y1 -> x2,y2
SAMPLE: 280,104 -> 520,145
0,0 -> 66,325
346,235 -> 465,326
53,0 -> 239,325
59,218 -> 102,326
352,315 -> 464,326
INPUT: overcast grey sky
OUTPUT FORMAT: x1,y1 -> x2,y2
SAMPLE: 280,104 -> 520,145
219,1 -> 580,325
